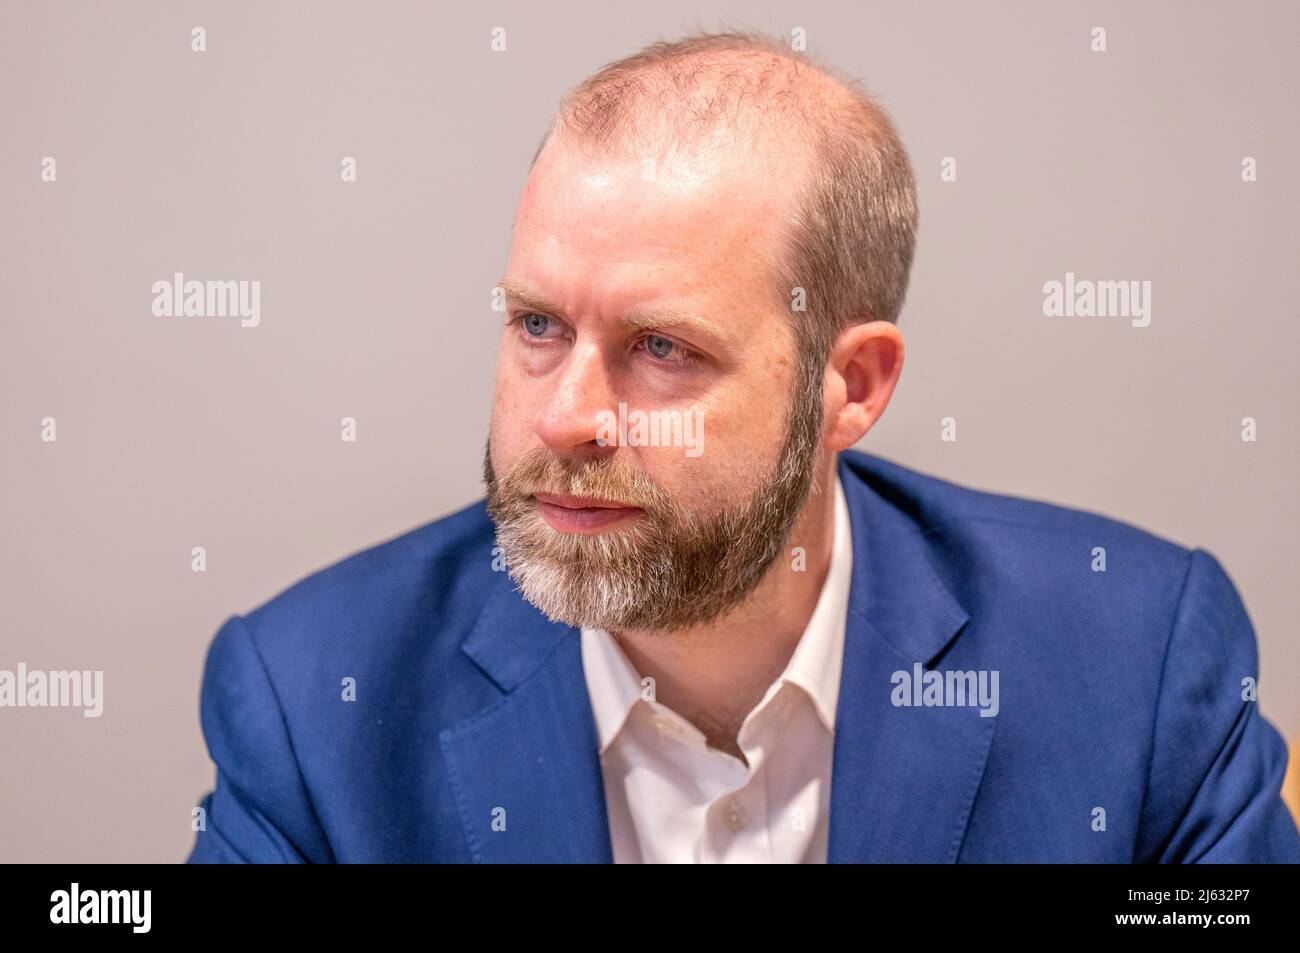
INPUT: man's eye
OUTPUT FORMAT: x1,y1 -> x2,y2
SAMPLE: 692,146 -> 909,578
637,334 -> 699,368
521,313 -> 551,337
645,335 -> 675,359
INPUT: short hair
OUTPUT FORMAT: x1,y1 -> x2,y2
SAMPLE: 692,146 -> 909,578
531,30 -> 918,376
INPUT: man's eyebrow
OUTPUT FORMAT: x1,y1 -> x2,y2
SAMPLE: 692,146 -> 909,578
498,277 -> 730,347
498,278 -> 563,319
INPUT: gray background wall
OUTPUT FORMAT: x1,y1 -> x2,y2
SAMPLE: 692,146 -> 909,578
1,0 -> 1295,861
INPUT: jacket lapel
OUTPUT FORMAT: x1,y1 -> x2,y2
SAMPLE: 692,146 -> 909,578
827,454 -> 997,862
440,573 -> 613,862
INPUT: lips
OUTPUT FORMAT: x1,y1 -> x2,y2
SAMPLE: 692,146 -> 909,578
534,492 -> 635,509
533,492 -> 644,532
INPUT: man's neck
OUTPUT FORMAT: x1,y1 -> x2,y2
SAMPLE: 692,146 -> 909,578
609,458 -> 839,759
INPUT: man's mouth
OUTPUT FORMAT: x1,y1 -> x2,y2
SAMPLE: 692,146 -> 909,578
533,492 -> 645,533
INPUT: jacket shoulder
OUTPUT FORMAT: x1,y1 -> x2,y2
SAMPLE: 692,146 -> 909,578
839,449 -> 1204,637
230,498 -> 498,663
842,448 -> 1192,566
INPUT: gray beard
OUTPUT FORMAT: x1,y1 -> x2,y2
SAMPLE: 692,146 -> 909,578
482,365 -> 823,632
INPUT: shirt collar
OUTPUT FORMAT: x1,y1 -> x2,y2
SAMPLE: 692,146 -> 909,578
580,621 -> 647,755
581,468 -> 853,753
781,469 -> 852,733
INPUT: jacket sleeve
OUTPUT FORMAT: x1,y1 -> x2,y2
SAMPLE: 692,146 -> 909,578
186,614 -> 333,863
1137,548 -> 1300,862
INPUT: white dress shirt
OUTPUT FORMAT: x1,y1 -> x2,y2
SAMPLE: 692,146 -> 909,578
580,472 -> 853,863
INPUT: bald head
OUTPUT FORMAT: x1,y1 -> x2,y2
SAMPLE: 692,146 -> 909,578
530,31 -> 918,375
542,33 -> 851,163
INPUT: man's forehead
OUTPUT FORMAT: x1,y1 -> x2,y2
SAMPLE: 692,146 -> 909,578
523,133 -> 801,215
509,144 -> 794,306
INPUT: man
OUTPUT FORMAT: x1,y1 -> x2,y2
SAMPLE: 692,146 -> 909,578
187,32 -> 1300,863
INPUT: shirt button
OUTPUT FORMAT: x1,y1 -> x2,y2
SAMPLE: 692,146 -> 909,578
721,797 -> 748,831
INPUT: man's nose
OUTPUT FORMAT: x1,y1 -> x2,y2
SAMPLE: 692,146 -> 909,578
534,340 -> 619,458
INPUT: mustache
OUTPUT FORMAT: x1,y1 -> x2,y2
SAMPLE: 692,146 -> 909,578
488,446 -> 679,515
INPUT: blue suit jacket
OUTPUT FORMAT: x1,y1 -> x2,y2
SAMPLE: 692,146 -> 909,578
186,450 -> 1300,862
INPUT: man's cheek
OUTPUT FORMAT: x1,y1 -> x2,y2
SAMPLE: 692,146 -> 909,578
491,379 -> 530,436
639,459 -> 701,511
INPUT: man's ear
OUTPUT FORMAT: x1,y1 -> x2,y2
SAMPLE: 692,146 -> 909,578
823,321 -> 904,452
